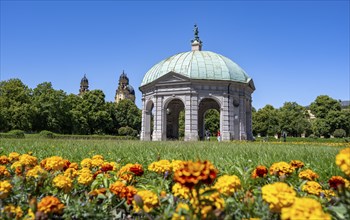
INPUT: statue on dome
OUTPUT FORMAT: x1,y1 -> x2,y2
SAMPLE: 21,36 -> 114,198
193,24 -> 199,41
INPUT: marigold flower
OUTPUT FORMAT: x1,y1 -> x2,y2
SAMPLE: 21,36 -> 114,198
172,203 -> 190,220
64,168 -> 78,179
26,165 -> 47,179
298,169 -> 319,181
40,156 -> 67,171
78,172 -> 93,185
214,175 -> 241,196
109,181 -> 137,204
172,182 -> 191,199
80,158 -> 92,169
37,196 -> 64,214
18,154 -> 38,167
321,189 -> 336,200
0,180 -> 12,199
290,160 -> 304,170
251,165 -> 268,178
281,197 -> 331,220
0,155 -> 10,165
171,160 -> 184,172
100,163 -> 114,173
174,160 -> 218,189
0,165 -> 11,177
328,175 -> 350,190
133,190 -> 159,213
89,188 -> 107,198
8,152 -> 20,162
262,182 -> 296,213
91,158 -> 104,168
3,204 -> 23,219
189,187 -> 225,218
269,162 -> 294,177
53,174 -> 73,193
302,181 -> 322,196
336,148 -> 350,176
69,162 -> 79,170
148,160 -> 172,173
92,155 -> 104,160
118,163 -> 144,181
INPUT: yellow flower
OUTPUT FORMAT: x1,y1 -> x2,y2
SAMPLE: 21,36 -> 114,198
91,158 -> 104,168
53,174 -> 73,193
148,160 -> 172,173
133,190 -> 159,213
8,152 -> 20,163
69,162 -> 79,170
40,156 -> 67,171
262,182 -> 296,213
26,165 -> 47,179
3,204 -> 23,219
174,160 -> 218,188
289,160 -> 304,170
214,175 -> 241,196
172,203 -> 190,220
281,197 -> 331,220
81,158 -> 92,169
0,165 -> 11,177
118,163 -> 144,182
92,155 -> 104,160
336,147 -> 350,176
189,187 -> 225,218
298,169 -> 319,181
171,160 -> 184,172
0,155 -> 10,165
18,154 -> 38,167
37,196 -> 64,214
269,162 -> 294,177
24,208 -> 35,220
78,171 -> 93,185
302,181 -> 323,196
172,182 -> 191,199
64,168 -> 78,179
328,175 -> 350,190
0,180 -> 12,199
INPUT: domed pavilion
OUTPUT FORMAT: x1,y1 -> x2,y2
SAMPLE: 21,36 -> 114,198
139,25 -> 255,141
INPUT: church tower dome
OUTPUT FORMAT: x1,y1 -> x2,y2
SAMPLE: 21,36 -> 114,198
115,70 -> 136,104
79,74 -> 89,96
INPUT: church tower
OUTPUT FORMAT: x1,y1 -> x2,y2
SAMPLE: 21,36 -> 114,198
115,71 -> 135,104
79,74 -> 89,96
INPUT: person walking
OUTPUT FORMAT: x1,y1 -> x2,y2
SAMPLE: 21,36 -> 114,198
217,130 -> 221,142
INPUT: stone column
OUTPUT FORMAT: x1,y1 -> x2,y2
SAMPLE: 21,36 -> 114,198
152,95 -> 163,141
246,97 -> 253,140
140,97 -> 147,140
184,94 -> 199,141
239,94 -> 247,140
221,94 -> 230,141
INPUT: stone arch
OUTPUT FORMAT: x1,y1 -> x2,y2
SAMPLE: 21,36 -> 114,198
163,98 -> 185,140
198,98 -> 221,140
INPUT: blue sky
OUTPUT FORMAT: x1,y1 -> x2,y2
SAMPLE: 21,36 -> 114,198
1,1 -> 349,110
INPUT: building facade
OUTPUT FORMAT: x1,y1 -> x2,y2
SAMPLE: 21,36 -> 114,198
79,74 -> 89,96
139,25 -> 255,141
115,71 -> 136,104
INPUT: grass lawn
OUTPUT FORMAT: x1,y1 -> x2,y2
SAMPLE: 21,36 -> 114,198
1,137 -> 347,181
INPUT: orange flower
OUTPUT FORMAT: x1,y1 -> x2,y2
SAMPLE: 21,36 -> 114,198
118,163 -> 144,182
0,155 -> 10,165
290,160 -> 304,170
37,196 -> 64,214
109,181 -> 137,204
173,160 -> 218,188
328,176 -> 350,190
251,165 -> 268,178
89,188 -> 107,198
269,162 -> 294,177
298,169 -> 319,181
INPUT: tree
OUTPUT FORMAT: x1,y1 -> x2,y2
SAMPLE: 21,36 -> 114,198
312,118 -> 330,137
0,79 -> 33,132
326,110 -> 350,136
115,99 -> 141,133
310,95 -> 341,119
252,105 -> 279,137
204,109 -> 220,135
31,82 -> 71,133
278,102 -> 311,137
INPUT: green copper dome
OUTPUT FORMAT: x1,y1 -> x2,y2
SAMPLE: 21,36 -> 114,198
141,50 -> 251,86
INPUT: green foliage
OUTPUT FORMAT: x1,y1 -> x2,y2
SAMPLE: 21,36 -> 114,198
118,126 -> 138,137
310,95 -> 341,118
252,105 -> 279,136
326,110 -> 350,136
312,118 -> 331,137
178,110 -> 185,138
2,129 -> 26,138
115,99 -> 141,132
0,79 -> 33,132
204,109 -> 220,134
39,130 -> 56,138
333,129 -> 347,138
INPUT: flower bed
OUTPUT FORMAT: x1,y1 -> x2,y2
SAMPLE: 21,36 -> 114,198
0,148 -> 349,219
